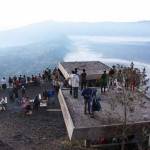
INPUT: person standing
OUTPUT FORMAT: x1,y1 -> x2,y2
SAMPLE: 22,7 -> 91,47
68,71 -> 75,95
33,95 -> 40,111
8,77 -> 13,88
100,71 -> 108,93
1,77 -> 7,90
80,69 -> 87,90
21,86 -> 26,97
81,87 -> 92,114
72,71 -> 79,99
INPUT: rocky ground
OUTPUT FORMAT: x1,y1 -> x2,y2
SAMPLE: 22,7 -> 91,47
0,83 -> 90,150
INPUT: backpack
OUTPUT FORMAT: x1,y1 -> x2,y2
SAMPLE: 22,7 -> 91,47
92,97 -> 101,111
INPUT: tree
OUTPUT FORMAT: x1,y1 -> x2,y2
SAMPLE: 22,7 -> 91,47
107,62 -> 150,150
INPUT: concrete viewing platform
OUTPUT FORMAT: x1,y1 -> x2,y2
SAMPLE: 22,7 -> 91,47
58,88 -> 150,140
58,61 -> 110,80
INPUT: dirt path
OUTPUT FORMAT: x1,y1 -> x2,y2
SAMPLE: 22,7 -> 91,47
0,83 -> 68,150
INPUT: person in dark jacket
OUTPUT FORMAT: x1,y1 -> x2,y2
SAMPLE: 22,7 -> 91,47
100,71 -> 108,93
33,95 -> 40,111
82,88 -> 93,115
80,69 -> 87,90
8,77 -> 13,88
21,86 -> 26,97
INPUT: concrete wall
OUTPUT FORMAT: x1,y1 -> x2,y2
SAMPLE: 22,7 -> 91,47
58,89 -> 150,141
58,89 -> 75,140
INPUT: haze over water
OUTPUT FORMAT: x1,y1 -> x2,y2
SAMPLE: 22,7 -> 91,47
65,35 -> 150,73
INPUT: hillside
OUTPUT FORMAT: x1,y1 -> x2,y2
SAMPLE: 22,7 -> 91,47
0,21 -> 150,47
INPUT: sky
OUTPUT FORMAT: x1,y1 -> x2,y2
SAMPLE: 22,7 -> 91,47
0,0 -> 150,31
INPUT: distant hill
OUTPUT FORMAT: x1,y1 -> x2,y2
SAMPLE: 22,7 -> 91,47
0,20 -> 150,77
0,21 -> 150,47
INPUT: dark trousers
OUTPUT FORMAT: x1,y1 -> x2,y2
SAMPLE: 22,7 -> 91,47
70,86 -> 72,95
33,103 -> 39,111
81,82 -> 86,90
101,85 -> 107,93
2,84 -> 6,90
73,87 -> 78,98
84,99 -> 91,114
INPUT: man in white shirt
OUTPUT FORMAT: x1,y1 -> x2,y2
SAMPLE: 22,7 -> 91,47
68,71 -> 74,95
1,77 -> 7,90
71,72 -> 79,99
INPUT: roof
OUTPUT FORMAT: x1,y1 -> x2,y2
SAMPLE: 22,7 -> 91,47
58,61 -> 110,80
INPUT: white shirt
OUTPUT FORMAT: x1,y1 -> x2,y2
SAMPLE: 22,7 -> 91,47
1,78 -> 6,85
0,98 -> 6,104
68,74 -> 73,86
71,74 -> 79,87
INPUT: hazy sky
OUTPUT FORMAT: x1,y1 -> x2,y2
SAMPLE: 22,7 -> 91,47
0,0 -> 150,31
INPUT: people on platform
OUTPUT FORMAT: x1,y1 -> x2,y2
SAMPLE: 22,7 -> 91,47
100,71 -> 108,93
80,69 -> 87,90
68,71 -> 75,95
82,87 -> 101,117
82,87 -> 93,115
72,71 -> 80,99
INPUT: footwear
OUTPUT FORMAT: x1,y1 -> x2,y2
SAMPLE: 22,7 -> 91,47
90,115 -> 94,118
84,111 -> 87,114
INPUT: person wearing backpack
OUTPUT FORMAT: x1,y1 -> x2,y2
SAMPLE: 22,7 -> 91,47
82,87 -> 93,114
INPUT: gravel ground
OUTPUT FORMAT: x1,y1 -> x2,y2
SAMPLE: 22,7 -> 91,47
0,109 -> 67,150
0,84 -> 90,150
0,83 -> 147,150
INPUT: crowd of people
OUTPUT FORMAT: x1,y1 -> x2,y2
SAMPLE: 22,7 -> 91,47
0,67 -> 59,115
0,62 -> 148,116
67,62 -> 148,117
67,68 -> 101,117
5,68 -> 52,89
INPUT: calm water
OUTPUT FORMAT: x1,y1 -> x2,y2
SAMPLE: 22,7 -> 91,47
64,35 -> 150,74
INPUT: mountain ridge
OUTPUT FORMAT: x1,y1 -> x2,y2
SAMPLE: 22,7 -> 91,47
0,21 -> 150,47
